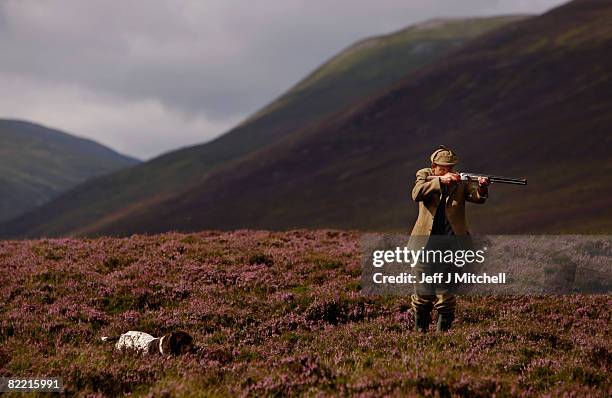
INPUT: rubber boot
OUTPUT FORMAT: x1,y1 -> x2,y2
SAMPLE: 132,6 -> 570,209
414,310 -> 431,332
436,312 -> 455,332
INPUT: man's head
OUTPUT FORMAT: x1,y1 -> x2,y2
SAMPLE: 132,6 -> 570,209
430,145 -> 458,176
431,163 -> 454,176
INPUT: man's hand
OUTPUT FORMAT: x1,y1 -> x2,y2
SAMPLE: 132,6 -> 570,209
477,176 -> 490,187
477,176 -> 490,196
440,172 -> 460,185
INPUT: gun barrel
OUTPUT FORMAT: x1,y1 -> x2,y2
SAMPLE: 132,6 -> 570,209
489,177 -> 527,185
462,173 -> 527,185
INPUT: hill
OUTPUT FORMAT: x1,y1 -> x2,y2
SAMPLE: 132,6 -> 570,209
0,16 -> 529,237
21,0 -> 611,236
0,119 -> 139,222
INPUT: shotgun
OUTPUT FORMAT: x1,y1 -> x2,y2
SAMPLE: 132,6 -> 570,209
427,173 -> 527,185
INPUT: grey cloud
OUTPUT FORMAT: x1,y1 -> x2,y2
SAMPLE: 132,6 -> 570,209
0,0 -> 567,158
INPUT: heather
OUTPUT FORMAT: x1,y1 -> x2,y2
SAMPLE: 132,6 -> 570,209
0,230 -> 610,397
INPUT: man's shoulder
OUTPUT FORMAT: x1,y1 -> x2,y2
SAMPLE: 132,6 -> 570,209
416,167 -> 433,177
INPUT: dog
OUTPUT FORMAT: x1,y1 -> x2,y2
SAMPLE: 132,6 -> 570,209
101,330 -> 194,356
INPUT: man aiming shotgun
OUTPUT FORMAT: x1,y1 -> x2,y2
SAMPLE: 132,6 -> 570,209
409,145 -> 525,332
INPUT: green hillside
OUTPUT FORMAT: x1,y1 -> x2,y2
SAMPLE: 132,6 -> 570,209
0,16 -> 529,237
0,119 -> 139,222
241,16 -> 529,127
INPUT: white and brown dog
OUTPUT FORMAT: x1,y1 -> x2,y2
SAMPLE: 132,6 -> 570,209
102,330 -> 194,356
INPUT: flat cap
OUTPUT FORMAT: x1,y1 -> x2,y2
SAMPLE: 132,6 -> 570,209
430,145 -> 459,166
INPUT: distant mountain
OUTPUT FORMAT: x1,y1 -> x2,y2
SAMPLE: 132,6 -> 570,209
22,0 -> 610,236
0,119 -> 139,222
0,16 -> 528,237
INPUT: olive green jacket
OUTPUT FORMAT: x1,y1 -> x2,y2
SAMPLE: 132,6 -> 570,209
410,168 -> 487,236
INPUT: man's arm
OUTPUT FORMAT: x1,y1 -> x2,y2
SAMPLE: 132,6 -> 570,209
465,180 -> 488,204
412,169 -> 441,202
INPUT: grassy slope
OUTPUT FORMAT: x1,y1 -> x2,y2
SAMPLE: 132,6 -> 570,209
241,16 -> 529,128
0,16 -> 529,238
0,231 -> 609,396
0,119 -> 139,222
79,0 -> 612,236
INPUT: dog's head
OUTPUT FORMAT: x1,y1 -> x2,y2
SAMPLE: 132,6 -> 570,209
160,331 -> 194,355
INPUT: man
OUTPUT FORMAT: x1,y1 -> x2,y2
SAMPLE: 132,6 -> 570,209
410,145 -> 489,332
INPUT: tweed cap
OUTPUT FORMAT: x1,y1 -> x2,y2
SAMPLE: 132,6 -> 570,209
430,145 -> 459,166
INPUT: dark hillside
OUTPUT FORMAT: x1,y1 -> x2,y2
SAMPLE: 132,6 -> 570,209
58,0 -> 612,235
0,16 -> 529,237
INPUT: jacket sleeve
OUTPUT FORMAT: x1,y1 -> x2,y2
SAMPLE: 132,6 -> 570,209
465,182 -> 488,204
412,169 -> 441,202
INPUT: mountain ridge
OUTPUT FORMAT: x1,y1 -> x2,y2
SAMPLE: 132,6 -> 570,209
0,15 -> 531,237
48,0 -> 612,236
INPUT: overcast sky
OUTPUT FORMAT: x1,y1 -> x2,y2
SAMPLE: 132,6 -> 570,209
0,0 -> 567,160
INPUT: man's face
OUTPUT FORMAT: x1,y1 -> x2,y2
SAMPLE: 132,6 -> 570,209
431,163 -> 453,176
